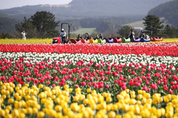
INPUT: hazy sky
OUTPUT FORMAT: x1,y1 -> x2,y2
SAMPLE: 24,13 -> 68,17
0,0 -> 73,9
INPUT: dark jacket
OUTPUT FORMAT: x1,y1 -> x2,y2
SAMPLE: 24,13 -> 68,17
84,36 -> 90,41
76,36 -> 82,41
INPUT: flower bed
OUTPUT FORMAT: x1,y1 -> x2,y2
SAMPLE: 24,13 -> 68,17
0,82 -> 177,118
0,38 -> 178,44
0,43 -> 178,56
0,43 -> 178,117
0,52 -> 178,95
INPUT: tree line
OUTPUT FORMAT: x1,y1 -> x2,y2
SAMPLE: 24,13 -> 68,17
0,12 -> 178,39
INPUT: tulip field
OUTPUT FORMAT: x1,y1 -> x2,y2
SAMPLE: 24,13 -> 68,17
0,39 -> 178,118
0,38 -> 178,44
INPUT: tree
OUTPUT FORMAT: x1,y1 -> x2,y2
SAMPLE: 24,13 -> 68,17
96,22 -> 113,33
163,24 -> 178,38
0,32 -> 12,39
117,25 -> 132,38
15,11 -> 60,38
15,17 -> 38,38
143,15 -> 164,37
31,11 -> 60,38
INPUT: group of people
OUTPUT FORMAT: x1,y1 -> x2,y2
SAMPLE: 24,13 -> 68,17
59,28 -> 150,43
128,29 -> 150,42
59,28 -> 103,43
76,33 -> 103,42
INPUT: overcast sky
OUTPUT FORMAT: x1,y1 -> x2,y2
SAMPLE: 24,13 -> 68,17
0,0 -> 73,9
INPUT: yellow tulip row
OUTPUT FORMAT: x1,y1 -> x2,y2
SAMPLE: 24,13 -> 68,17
161,38 -> 178,43
0,38 -> 178,44
0,81 -> 178,118
0,38 -> 53,44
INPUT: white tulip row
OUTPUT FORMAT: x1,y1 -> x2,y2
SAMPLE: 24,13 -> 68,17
0,52 -> 178,68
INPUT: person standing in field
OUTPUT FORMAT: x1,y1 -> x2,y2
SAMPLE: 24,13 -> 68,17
21,31 -> 26,40
128,30 -> 135,42
59,28 -> 66,43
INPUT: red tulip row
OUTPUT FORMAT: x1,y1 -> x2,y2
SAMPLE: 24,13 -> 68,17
0,43 -> 178,56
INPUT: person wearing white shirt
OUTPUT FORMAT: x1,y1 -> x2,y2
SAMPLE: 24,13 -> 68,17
21,31 -> 26,40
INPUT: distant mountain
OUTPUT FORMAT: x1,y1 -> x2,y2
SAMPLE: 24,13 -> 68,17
148,0 -> 178,27
0,0 -> 171,20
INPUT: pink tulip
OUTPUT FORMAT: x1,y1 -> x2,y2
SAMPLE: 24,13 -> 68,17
169,90 -> 173,94
73,77 -> 77,81
105,84 -> 109,88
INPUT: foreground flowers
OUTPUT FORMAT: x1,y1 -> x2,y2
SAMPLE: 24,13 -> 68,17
0,42 -> 178,118
0,52 -> 178,96
1,82 -> 178,118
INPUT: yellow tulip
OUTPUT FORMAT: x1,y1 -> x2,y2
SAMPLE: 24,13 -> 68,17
18,112 -> 25,118
4,114 -> 12,118
0,109 -> 5,117
26,107 -> 32,114
38,84 -> 43,89
87,89 -> 91,93
134,105 -> 140,114
12,109 -> 19,117
140,109 -> 151,117
4,109 -> 9,115
55,113 -> 63,118
32,108 -> 38,114
106,97 -> 112,103
37,111 -> 45,118
116,115 -> 122,118
70,103 -> 80,112
137,94 -> 142,100
108,111 -> 116,118
8,98 -> 14,104
82,111 -> 89,118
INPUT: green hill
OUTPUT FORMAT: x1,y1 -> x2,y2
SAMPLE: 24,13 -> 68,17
148,0 -> 178,27
0,17 -> 18,33
72,28 -> 96,35
125,20 -> 145,28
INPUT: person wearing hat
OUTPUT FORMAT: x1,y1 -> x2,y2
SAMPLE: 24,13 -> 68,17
59,28 -> 66,43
